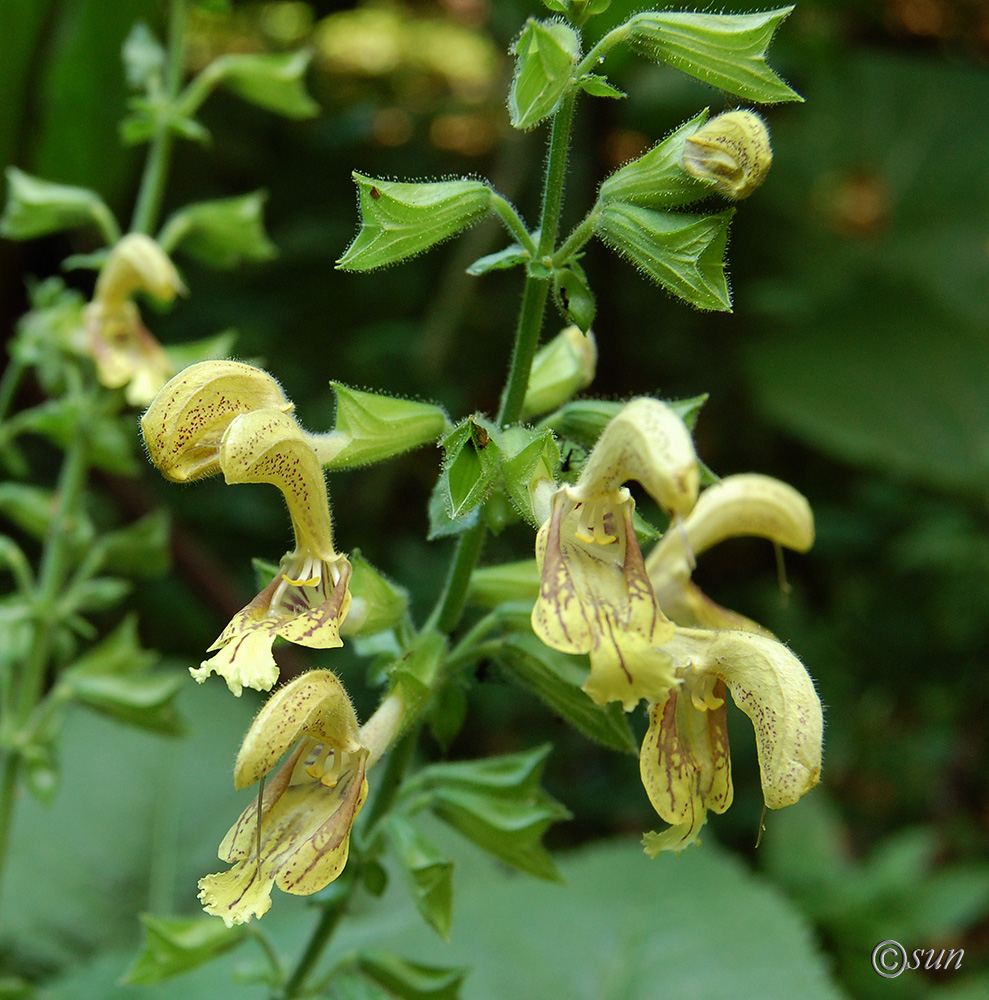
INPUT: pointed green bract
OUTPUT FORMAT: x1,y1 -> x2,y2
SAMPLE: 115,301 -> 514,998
625,7 -> 802,104
0,167 -> 119,244
157,191 -> 277,268
210,50 -> 319,118
509,18 -> 580,130
338,174 -> 493,271
599,110 -> 716,208
597,204 -> 734,312
322,383 -> 447,469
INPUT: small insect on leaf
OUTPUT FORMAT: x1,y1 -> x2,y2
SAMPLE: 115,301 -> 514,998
370,186 -> 380,201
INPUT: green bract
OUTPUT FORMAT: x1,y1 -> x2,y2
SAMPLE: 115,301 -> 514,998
157,191 -> 277,268
596,204 -> 734,312
318,383 -> 448,470
624,7 -> 801,104
0,167 -> 119,244
599,111 -> 716,208
509,18 -> 581,130
208,50 -> 319,118
337,175 -> 493,271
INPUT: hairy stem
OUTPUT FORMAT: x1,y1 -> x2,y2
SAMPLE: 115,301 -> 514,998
130,0 -> 188,235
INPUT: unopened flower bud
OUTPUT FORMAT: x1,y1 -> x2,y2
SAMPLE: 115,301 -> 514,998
522,326 -> 598,419
681,110 -> 772,200
141,360 -> 291,482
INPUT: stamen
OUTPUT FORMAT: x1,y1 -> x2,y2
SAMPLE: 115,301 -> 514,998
754,802 -> 769,848
320,749 -> 345,788
688,673 -> 724,712
305,742 -> 332,780
576,497 -> 619,546
774,542 -> 791,606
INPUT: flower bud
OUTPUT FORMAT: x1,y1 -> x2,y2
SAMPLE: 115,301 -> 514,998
681,110 -> 772,200
141,360 -> 291,482
94,233 -> 185,309
522,326 -> 598,419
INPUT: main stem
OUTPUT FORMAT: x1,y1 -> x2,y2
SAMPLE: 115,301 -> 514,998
431,90 -> 578,636
278,75 -> 582,1000
130,0 -> 187,235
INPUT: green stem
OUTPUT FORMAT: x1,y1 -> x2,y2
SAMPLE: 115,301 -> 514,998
130,0 -> 188,235
360,724 -> 419,838
574,20 -> 633,79
0,357 -> 26,423
490,194 -> 536,255
0,380 -> 89,911
0,754 -> 18,912
553,204 -> 601,268
276,876 -> 354,1000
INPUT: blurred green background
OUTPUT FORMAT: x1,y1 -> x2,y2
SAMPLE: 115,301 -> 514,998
1,1 -> 988,998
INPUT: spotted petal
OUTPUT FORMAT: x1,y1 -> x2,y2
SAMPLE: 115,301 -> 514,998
639,682 -> 732,853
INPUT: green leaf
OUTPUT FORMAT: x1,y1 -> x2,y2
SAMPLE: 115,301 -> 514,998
357,950 -> 466,1000
11,396 -> 139,475
466,244 -> 528,276
124,914 -> 246,984
625,7 -> 802,104
409,745 -> 571,881
494,633 -> 637,754
427,679 -> 468,752
121,22 -> 165,92
98,509 -> 171,578
0,482 -> 63,542
429,419 -> 498,534
577,73 -> 625,99
552,263 -> 595,331
427,479 -> 480,540
385,816 -> 455,940
541,0 -> 570,13
58,616 -> 183,734
0,166 -> 118,243
322,383 -> 448,470
508,18 -> 580,130
345,549 -> 409,637
338,175 -> 493,271
67,615 -> 157,677
599,110 -> 715,208
596,203 -> 734,312
210,50 -> 319,118
157,190 -> 277,268
63,576 -> 131,615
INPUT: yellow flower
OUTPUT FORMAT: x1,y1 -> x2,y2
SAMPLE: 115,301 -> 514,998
531,398 -> 700,710
193,408 -> 352,696
646,473 -> 815,633
199,670 -> 369,926
639,627 -> 822,854
141,360 -> 291,483
633,473 -> 820,852
85,233 -> 184,406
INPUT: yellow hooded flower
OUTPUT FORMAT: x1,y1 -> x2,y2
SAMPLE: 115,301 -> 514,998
639,627 -> 822,854
85,233 -> 184,406
193,408 -> 352,696
199,670 -> 369,926
531,397 -> 700,710
646,473 -> 815,633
